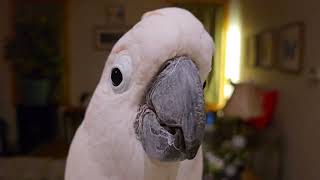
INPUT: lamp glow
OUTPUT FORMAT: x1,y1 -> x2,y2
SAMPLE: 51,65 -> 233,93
224,25 -> 241,98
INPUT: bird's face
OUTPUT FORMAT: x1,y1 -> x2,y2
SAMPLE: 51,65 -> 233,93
134,56 -> 206,161
83,8 -> 213,164
104,53 -> 206,161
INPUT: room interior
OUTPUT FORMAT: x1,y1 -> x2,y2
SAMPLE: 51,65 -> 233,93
0,0 -> 319,180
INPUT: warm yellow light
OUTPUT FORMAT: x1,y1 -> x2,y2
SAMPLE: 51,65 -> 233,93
224,25 -> 241,98
224,83 -> 234,99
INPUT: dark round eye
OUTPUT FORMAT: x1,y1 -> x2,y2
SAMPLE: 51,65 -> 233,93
203,81 -> 207,89
111,68 -> 123,86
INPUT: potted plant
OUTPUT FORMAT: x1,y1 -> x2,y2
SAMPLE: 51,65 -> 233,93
5,15 -> 62,106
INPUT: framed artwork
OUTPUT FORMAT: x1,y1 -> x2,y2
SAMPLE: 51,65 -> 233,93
277,22 -> 304,73
246,35 -> 258,67
105,5 -> 126,25
257,30 -> 275,68
94,26 -> 128,50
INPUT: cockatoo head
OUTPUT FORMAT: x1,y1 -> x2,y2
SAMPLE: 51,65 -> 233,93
82,8 -> 214,163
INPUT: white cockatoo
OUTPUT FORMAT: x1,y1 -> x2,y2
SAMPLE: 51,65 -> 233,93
65,7 -> 214,180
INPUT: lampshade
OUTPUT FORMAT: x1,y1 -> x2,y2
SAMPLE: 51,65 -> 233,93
223,83 -> 262,120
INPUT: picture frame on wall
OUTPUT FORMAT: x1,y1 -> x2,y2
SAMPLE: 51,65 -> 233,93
257,30 -> 275,68
105,5 -> 126,26
94,26 -> 128,51
246,35 -> 258,67
277,22 -> 304,73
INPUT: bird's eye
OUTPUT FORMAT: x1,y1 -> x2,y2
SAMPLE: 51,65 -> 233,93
110,55 -> 133,94
111,68 -> 123,86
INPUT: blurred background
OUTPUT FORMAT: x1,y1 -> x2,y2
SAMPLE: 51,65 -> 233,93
0,0 -> 319,180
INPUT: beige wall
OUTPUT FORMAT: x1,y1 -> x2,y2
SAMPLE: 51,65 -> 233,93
239,0 -> 320,179
67,0 -> 169,105
0,0 -> 170,149
0,0 -> 17,149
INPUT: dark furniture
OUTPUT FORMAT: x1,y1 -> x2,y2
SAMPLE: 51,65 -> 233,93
62,106 -> 85,144
16,105 -> 57,153
0,118 -> 7,155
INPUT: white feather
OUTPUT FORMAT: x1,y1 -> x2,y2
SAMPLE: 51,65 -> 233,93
65,7 -> 213,180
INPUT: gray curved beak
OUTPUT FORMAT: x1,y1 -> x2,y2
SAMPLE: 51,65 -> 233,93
135,56 -> 205,161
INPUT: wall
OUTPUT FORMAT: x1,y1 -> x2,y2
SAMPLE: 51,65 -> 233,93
0,0 -> 169,150
0,0 -> 17,150
67,0 -> 168,105
238,0 -> 320,179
